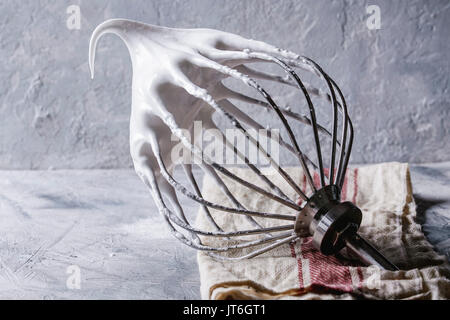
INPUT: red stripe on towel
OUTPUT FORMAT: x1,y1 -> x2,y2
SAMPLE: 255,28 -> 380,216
352,168 -> 358,204
357,266 -> 364,289
289,242 -> 304,288
341,172 -> 348,201
313,171 -> 320,190
303,174 -> 307,193
300,238 -> 353,293
289,167 -> 362,294
297,174 -> 308,206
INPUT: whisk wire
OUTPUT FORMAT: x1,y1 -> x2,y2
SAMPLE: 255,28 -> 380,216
161,54 -> 358,260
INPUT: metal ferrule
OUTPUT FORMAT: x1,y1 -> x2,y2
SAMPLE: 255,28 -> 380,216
294,185 -> 399,271
295,185 -> 362,254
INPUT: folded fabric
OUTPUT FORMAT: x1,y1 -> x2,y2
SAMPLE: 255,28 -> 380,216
196,162 -> 450,299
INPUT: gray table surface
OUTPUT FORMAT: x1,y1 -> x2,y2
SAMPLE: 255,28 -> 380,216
0,163 -> 449,299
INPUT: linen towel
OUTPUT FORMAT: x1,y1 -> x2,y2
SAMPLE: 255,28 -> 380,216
196,162 -> 450,299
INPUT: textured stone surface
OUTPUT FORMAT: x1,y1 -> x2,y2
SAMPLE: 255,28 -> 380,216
0,163 -> 448,299
0,0 -> 449,169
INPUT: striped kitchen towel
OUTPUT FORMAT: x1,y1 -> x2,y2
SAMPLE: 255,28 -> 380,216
196,162 -> 450,299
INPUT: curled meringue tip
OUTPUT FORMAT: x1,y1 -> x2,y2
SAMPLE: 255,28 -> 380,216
89,65 -> 95,79
88,19 -> 134,80
88,31 -> 97,79
88,19 -> 115,80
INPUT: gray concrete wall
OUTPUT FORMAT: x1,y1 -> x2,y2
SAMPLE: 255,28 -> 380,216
0,0 -> 449,169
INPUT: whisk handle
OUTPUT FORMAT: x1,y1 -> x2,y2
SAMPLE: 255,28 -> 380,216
344,233 -> 399,271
